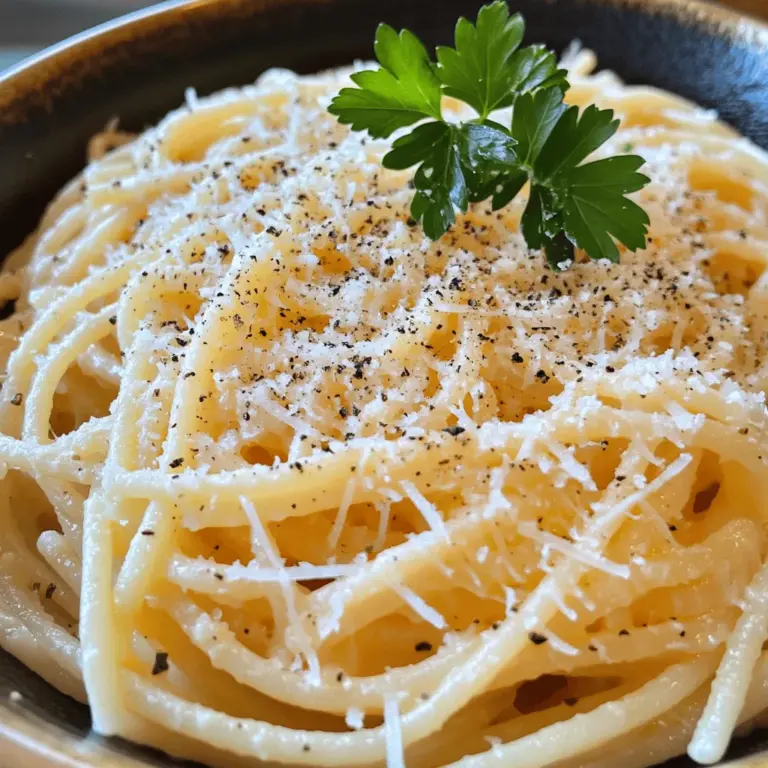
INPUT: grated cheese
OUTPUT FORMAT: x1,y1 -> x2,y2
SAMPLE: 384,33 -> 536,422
345,707 -> 364,730
392,584 -> 446,630
383,696 -> 406,768
399,480 -> 449,541
518,522 -> 631,580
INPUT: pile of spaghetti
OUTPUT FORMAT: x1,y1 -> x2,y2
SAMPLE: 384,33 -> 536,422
1,50 -> 768,767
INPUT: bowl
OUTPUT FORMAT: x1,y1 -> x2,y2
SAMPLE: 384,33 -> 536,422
0,0 -> 767,765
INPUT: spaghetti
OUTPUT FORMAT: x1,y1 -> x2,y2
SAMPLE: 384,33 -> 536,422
1,50 -> 768,767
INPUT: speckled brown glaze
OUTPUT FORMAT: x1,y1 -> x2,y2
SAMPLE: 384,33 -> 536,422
0,1 -> 767,766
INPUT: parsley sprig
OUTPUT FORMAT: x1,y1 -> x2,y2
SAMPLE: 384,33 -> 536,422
329,1 -> 650,269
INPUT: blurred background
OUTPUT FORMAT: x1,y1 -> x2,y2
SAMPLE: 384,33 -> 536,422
0,0 -> 766,71
0,0 -> 147,69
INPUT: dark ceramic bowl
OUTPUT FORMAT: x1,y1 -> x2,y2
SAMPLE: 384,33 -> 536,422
0,0 -> 767,765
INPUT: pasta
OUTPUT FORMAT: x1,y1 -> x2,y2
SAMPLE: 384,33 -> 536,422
1,47 -> 768,767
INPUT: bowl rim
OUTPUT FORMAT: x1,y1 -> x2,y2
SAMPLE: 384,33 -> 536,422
0,0 -> 767,766
0,0 -> 767,103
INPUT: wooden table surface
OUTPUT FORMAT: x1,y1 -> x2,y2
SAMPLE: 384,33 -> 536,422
722,0 -> 767,19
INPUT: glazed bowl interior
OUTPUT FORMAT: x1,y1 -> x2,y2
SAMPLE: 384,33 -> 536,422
0,0 -> 767,765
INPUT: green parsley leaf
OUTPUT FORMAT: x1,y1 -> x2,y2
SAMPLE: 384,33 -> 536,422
328,24 -> 442,138
521,186 -> 574,268
459,122 -> 519,203
385,121 -> 517,238
508,87 -> 567,168
435,3 -> 567,120
560,156 -> 651,262
382,120 -> 446,170
520,184 -> 547,248
490,88 -> 565,214
507,45 -> 568,101
490,170 -> 528,210
459,122 -> 518,169
531,105 -> 651,263
435,2 -> 524,119
386,122 -> 467,239
535,104 -> 621,182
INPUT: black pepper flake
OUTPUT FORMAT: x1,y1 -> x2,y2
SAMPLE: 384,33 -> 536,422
564,697 -> 578,707
511,352 -> 524,363
152,652 -> 169,675
528,632 -> 548,645
618,628 -> 630,636
415,641 -> 432,652
442,425 -> 466,436
141,530 -> 155,536
214,573 -> 224,581
302,745 -> 311,753
169,457 -> 184,469
339,407 -> 348,418
109,316 -> 117,325
10,393 -> 22,406
44,583 -> 56,599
